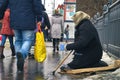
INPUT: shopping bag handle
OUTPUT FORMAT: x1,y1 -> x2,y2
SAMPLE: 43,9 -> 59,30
37,23 -> 42,32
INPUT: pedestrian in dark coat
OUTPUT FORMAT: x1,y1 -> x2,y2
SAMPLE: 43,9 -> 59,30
28,4 -> 51,58
61,11 -> 103,70
0,0 -> 43,72
40,5 -> 51,41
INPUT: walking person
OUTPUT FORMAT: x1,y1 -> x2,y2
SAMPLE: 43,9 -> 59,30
64,24 -> 69,43
28,4 -> 51,58
0,8 -> 15,59
0,0 -> 43,72
51,9 -> 64,52
60,11 -> 106,71
41,5 -> 51,42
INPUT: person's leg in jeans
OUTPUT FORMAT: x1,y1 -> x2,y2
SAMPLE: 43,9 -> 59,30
14,30 -> 34,72
14,30 -> 22,54
0,35 -> 7,58
28,32 -> 36,58
42,29 -> 47,41
8,35 -> 15,56
14,30 -> 23,72
0,35 -> 7,46
20,30 -> 34,58
65,33 -> 69,43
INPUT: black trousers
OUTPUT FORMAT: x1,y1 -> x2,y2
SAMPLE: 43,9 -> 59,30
53,38 -> 60,50
68,54 -> 104,69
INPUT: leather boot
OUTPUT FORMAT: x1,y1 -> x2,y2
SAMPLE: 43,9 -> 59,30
53,39 -> 56,52
56,40 -> 59,51
53,46 -> 55,52
57,45 -> 59,51
11,46 -> 15,56
17,52 -> 24,72
0,46 -> 5,59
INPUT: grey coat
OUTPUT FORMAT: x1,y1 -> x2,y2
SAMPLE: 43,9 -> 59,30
51,14 -> 64,38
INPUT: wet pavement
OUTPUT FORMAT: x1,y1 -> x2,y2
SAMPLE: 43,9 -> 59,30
0,41 -> 120,80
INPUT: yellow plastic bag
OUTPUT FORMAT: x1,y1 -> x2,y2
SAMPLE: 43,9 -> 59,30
34,23 -> 46,62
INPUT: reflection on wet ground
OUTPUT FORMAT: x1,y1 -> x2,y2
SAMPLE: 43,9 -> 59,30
0,43 -> 83,80
0,42 -> 118,80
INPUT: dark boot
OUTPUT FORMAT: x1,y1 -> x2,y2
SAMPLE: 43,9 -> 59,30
17,52 -> 24,72
53,47 -> 55,52
56,39 -> 59,51
53,39 -> 56,52
0,46 -> 5,59
57,45 -> 59,51
11,46 -> 15,56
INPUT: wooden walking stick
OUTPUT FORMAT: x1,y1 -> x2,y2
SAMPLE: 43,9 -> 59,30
52,50 -> 73,75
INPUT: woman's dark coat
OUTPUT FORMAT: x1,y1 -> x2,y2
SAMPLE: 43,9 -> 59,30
0,0 -> 8,19
41,11 -> 51,30
66,19 -> 103,69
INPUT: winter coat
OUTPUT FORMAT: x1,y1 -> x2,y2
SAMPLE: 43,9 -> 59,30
0,9 -> 14,35
66,19 -> 103,69
0,0 -> 8,20
51,14 -> 64,38
41,11 -> 51,30
0,0 -> 43,30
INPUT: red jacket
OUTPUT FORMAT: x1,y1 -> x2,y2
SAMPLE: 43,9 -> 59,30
0,9 -> 14,35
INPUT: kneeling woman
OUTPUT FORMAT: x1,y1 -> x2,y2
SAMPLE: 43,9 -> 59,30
61,11 -> 104,70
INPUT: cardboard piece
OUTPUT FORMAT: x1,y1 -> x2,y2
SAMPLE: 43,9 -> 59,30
58,60 -> 120,74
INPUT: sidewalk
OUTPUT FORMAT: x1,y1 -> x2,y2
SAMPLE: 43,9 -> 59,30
0,41 -> 120,80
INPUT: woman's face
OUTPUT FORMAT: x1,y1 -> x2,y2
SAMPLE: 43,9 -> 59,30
55,9 -> 59,14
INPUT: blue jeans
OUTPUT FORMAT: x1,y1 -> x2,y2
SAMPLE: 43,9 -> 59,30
14,30 -> 34,59
65,33 -> 69,41
42,29 -> 48,41
0,35 -> 14,48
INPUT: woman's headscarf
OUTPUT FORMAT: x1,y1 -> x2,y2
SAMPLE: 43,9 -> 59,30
71,11 -> 90,26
